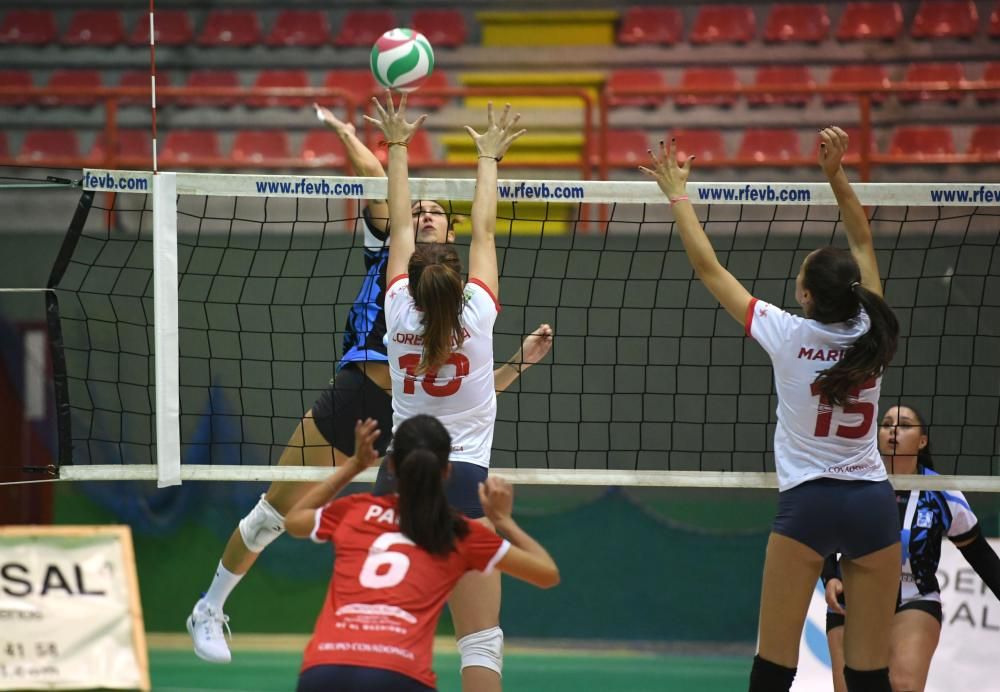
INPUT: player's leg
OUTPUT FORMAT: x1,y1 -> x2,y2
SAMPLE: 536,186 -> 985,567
887,604 -> 941,692
826,613 -> 848,692
839,479 -> 900,692
443,462 -> 503,692
298,664 -> 435,692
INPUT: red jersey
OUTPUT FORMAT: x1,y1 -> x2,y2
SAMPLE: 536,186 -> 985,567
301,493 -> 509,688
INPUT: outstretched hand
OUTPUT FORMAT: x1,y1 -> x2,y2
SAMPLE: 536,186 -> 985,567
478,476 -> 514,524
464,102 -> 527,161
640,139 -> 694,200
314,103 -> 354,138
349,418 -> 381,470
519,323 -> 554,367
363,91 -> 428,146
818,126 -> 849,179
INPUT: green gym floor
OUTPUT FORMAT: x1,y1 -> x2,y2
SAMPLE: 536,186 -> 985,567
149,638 -> 749,691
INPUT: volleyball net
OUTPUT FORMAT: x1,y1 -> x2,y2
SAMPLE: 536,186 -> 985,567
47,170 -> 1000,490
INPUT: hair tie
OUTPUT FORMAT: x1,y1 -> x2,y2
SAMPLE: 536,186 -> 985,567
850,281 -> 860,291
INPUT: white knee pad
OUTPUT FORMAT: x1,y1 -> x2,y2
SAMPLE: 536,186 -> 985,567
238,494 -> 285,553
457,626 -> 503,676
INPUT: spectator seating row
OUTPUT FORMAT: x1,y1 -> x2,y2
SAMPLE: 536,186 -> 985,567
6,125 -> 997,168
0,8 -> 468,48
619,1 -> 999,44
1,3 -> 997,48
3,63 -> 995,109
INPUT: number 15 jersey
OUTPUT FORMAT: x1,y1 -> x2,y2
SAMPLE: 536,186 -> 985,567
745,298 -> 887,491
385,275 -> 499,468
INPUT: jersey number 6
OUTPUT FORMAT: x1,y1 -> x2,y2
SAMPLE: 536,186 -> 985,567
359,532 -> 416,589
809,378 -> 877,439
398,353 -> 470,397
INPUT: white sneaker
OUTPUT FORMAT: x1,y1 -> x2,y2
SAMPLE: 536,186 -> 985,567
187,598 -> 232,663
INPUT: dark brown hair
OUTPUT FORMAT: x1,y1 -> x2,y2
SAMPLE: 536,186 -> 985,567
408,243 -> 465,374
804,247 -> 899,406
391,415 -> 469,556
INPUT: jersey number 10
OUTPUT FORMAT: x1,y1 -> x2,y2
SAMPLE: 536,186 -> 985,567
399,353 -> 470,397
809,378 -> 877,439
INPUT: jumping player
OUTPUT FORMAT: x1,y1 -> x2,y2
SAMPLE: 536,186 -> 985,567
643,127 -> 902,692
284,414 -> 559,692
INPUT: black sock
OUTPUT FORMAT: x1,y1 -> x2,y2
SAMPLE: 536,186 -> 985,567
748,654 -> 796,692
843,665 -> 891,692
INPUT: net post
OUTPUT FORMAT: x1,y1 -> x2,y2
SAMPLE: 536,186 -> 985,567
152,173 -> 180,487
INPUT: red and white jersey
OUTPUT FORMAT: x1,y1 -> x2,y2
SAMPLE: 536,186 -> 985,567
745,298 -> 888,491
385,275 -> 500,467
302,493 -> 509,688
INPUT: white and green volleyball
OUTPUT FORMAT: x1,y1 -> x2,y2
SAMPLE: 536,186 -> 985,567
370,28 -> 435,93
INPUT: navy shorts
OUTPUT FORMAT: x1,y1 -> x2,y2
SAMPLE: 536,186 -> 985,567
310,363 -> 393,456
298,664 -> 434,692
772,478 -> 899,559
373,459 -> 488,519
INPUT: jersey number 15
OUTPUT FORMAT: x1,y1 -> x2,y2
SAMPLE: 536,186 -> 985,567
809,378 -> 877,439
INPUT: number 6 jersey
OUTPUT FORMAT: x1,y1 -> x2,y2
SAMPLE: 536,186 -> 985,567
385,275 -> 500,468
303,493 -> 509,688
745,298 -> 888,491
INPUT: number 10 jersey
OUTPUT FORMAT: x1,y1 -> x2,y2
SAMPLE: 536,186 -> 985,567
385,275 -> 500,468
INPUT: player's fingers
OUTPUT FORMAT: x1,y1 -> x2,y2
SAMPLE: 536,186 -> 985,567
414,114 -> 428,130
463,125 -> 479,139
487,101 -> 495,128
362,115 -> 382,129
506,128 -> 528,145
507,112 -> 521,131
398,92 -> 408,113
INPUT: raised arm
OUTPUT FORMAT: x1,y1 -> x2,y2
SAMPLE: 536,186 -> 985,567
819,126 -> 882,297
478,477 -> 559,588
285,419 -> 380,538
642,140 -> 753,325
464,103 -> 527,297
315,103 -> 388,230
364,93 -> 427,282
494,323 -> 554,392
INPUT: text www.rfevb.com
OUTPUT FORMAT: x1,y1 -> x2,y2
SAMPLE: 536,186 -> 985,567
696,186 -> 812,202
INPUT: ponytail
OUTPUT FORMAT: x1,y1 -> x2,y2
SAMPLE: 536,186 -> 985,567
408,243 -> 465,375
392,415 -> 468,556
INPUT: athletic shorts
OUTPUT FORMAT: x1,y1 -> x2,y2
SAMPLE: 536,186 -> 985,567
298,664 -> 435,692
373,459 -> 488,520
825,596 -> 943,632
772,478 -> 899,559
310,363 -> 393,456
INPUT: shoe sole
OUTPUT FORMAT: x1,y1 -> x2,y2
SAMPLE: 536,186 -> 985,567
187,613 -> 231,664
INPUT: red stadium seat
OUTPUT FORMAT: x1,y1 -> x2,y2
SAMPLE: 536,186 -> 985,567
618,6 -> 683,45
836,2 -> 903,41
607,69 -> 668,108
738,129 -> 801,162
17,130 -> 80,163
370,130 -> 433,167
89,130 -> 153,167
301,130 -> 348,168
43,70 -> 102,107
62,10 -> 125,46
911,1 -> 979,39
899,62 -> 965,103
979,62 -> 1000,102
232,131 -> 291,164
266,10 -> 329,47
670,129 -> 727,163
0,132 -> 7,159
324,69 -> 378,100
889,126 -> 955,158
333,10 -> 396,47
605,129 -> 650,167
406,70 -> 451,110
968,125 -> 1000,156
690,6 -> 756,44
0,70 -> 32,105
160,130 -> 221,165
128,10 -> 193,46
197,10 -> 261,47
249,70 -> 310,108
825,64 -> 891,104
676,67 -> 740,107
412,10 -> 467,48
181,70 -> 241,107
991,2 -> 1000,37
749,66 -> 815,106
0,10 -> 56,45
118,70 -> 170,106
764,4 -> 830,43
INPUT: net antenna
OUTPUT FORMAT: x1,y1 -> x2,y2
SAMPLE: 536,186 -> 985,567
51,169 -> 1000,492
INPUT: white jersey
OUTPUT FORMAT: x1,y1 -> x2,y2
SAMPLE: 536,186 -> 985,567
745,298 -> 888,491
384,274 -> 499,467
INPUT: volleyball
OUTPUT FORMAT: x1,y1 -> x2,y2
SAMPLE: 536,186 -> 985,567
370,28 -> 435,93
